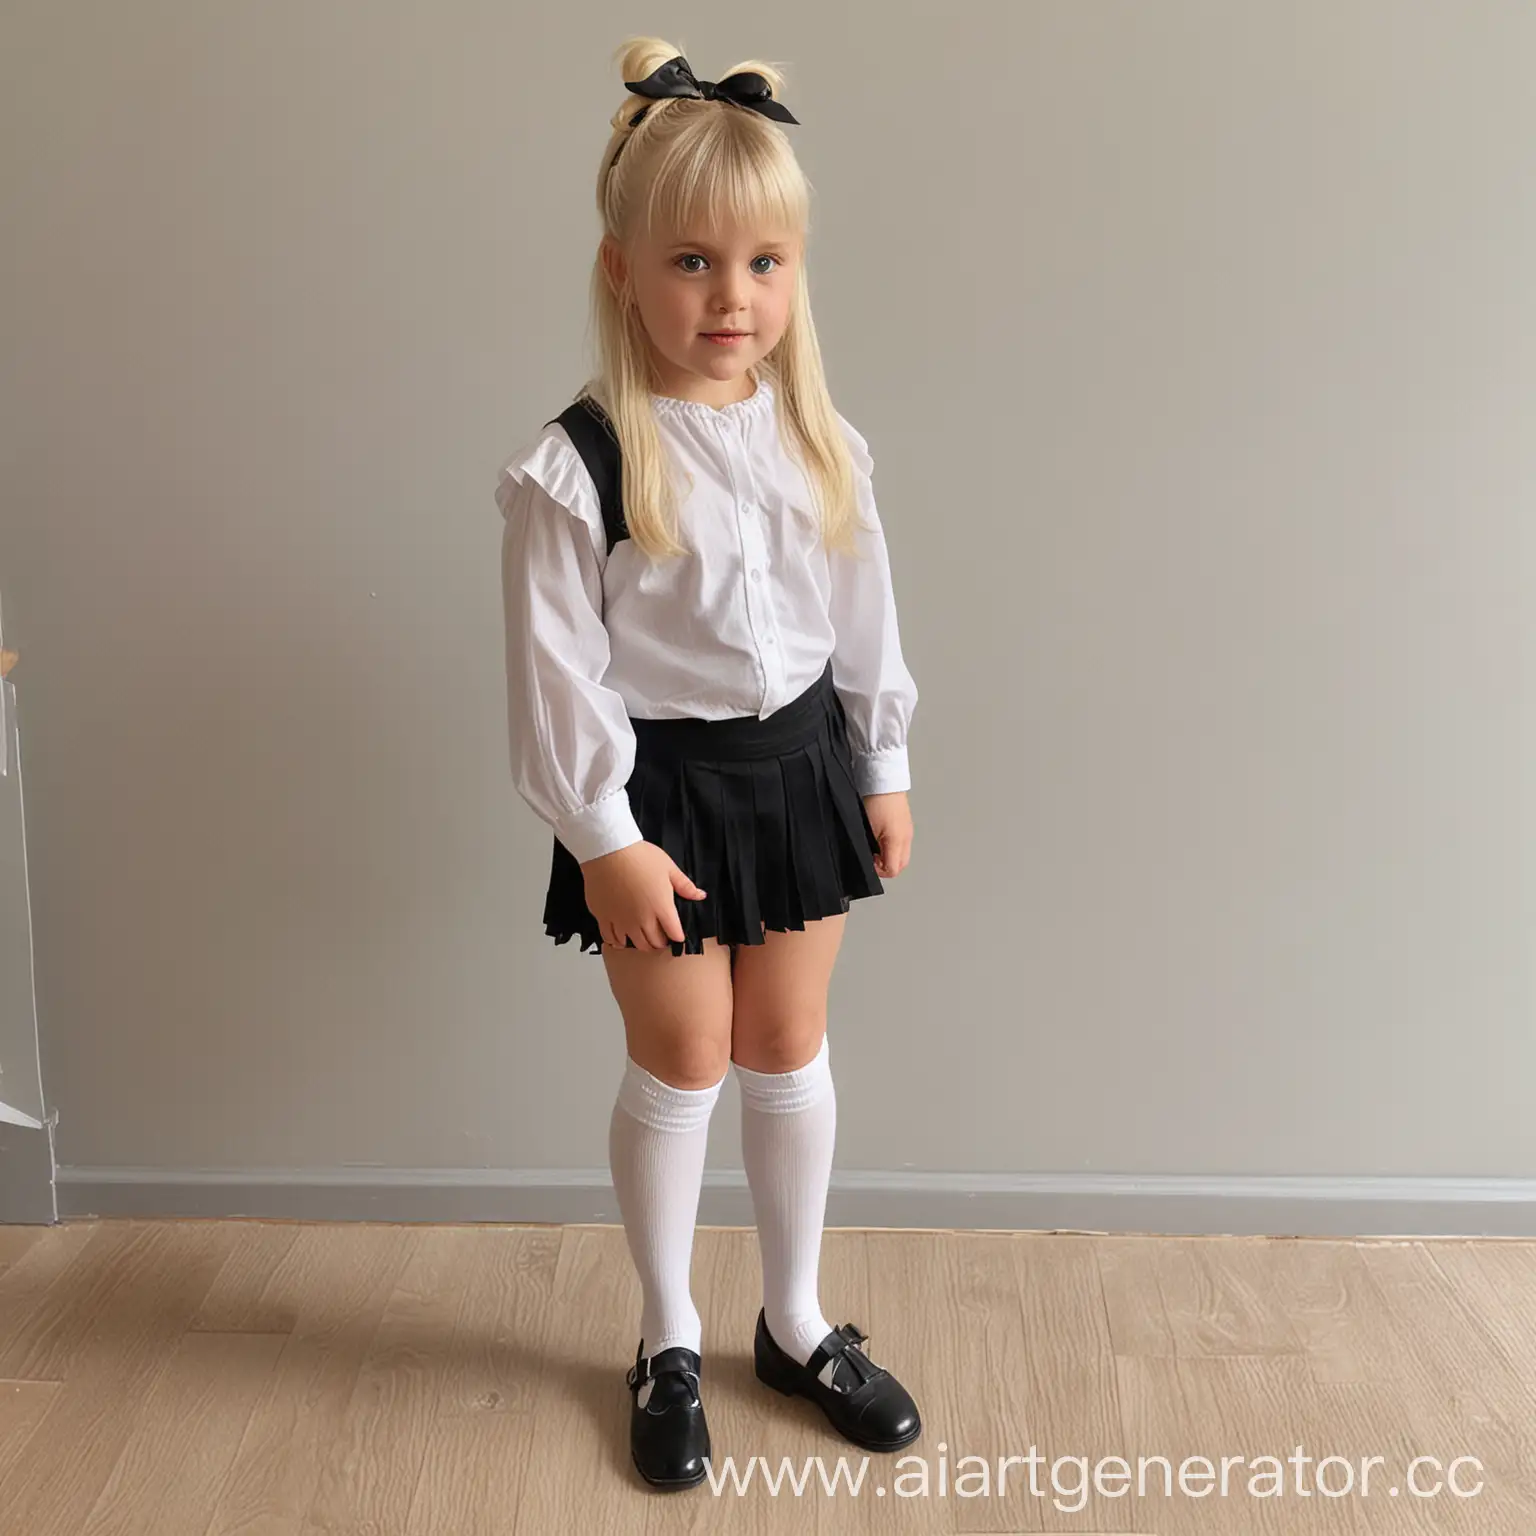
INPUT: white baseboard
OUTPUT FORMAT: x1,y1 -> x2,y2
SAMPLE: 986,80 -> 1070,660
51,1166 -> 1536,1237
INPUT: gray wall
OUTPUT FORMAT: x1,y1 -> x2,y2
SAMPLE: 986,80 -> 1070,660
3,1 -> 1534,1231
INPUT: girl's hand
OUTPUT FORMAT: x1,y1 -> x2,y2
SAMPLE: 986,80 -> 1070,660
863,791 -> 913,879
580,841 -> 707,951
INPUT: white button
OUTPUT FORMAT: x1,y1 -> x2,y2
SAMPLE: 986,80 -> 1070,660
751,569 -> 762,582
742,503 -> 755,515
766,636 -> 776,646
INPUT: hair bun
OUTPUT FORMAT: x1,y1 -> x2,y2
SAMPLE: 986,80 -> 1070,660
616,35 -> 682,97
721,57 -> 787,101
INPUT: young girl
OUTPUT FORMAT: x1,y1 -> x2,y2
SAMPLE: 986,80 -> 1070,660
496,37 -> 921,1492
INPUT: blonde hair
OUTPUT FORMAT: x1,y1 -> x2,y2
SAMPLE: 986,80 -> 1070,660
581,35 -> 860,560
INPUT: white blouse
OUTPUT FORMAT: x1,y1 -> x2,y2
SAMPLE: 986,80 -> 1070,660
496,377 -> 918,866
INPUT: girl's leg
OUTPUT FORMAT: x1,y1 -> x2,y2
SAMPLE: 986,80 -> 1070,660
603,936 -> 734,1357
729,914 -> 847,1365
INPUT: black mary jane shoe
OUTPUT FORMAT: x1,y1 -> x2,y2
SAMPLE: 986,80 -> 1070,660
625,1341 -> 711,1490
753,1309 -> 922,1452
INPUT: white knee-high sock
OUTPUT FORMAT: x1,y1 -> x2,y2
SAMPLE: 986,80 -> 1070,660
608,1055 -> 725,1358
735,1034 -> 837,1365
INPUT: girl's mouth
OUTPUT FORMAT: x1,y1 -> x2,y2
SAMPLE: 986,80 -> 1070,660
702,332 -> 751,345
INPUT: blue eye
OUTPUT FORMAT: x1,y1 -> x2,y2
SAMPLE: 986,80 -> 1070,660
751,255 -> 779,275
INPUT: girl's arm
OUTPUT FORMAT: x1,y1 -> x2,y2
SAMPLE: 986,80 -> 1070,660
499,454 -> 644,863
827,417 -> 919,796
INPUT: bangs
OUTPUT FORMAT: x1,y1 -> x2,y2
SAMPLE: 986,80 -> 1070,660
641,112 -> 808,240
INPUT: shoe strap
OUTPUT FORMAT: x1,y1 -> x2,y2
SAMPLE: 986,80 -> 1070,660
807,1323 -> 882,1391
626,1344 -> 702,1393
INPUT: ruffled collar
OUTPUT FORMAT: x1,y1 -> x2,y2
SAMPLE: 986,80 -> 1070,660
651,375 -> 775,425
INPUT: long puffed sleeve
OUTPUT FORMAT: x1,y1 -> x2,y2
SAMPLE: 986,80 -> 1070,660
497,432 -> 644,864
827,416 -> 919,795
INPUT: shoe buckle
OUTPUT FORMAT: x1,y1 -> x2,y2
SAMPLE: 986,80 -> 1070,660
833,1324 -> 880,1390
626,1352 -> 652,1392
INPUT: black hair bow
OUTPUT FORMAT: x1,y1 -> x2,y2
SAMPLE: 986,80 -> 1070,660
623,55 -> 799,127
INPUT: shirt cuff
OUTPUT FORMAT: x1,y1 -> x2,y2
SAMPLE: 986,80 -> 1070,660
554,790 -> 645,865
852,745 -> 911,797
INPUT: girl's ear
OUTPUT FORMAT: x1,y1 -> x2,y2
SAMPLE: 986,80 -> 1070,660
599,235 -> 628,299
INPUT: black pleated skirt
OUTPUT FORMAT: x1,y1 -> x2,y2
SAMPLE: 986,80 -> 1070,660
543,660 -> 885,958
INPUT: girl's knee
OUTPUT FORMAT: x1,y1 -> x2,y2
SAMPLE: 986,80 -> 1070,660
729,1017 -> 827,1075
611,938 -> 734,1088
639,1037 -> 731,1090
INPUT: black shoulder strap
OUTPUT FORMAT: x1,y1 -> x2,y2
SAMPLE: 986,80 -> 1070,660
548,396 -> 629,556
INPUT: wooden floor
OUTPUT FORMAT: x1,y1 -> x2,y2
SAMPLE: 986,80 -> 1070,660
0,1222 -> 1533,1534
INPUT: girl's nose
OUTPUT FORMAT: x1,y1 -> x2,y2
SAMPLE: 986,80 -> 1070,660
713,275 -> 749,313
